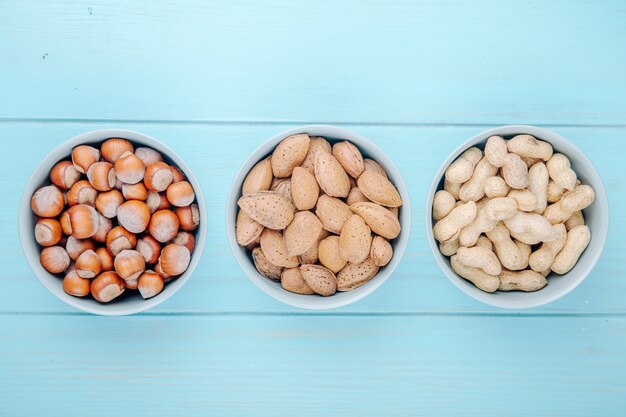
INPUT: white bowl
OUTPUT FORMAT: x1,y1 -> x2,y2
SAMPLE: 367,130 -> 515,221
227,125 -> 411,309
19,129 -> 207,315
426,125 -> 609,308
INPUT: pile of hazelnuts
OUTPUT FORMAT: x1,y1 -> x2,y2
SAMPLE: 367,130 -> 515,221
30,138 -> 200,303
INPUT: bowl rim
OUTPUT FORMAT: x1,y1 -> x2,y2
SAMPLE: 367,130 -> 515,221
425,124 -> 609,308
18,128 -> 207,316
226,124 -> 411,309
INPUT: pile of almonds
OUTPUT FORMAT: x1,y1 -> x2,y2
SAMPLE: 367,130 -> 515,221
432,134 -> 595,293
31,138 -> 200,303
236,133 -> 403,296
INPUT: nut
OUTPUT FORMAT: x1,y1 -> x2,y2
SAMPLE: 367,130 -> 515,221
332,141 -> 364,178
370,236 -> 393,267
357,171 -> 403,207
137,271 -> 164,299
450,255 -> 499,293
290,167 -> 319,211
315,150 -> 351,198
551,225 -> 591,274
339,214 -> 372,264
31,185 -> 65,218
252,247 -> 283,280
283,211 -> 323,257
65,236 -> 95,261
106,226 -> 137,256
136,234 -> 162,264
148,209 -> 180,242
318,235 -> 348,273
50,160 -> 81,190
300,264 -> 337,296
158,244 -> 190,276
259,229 -> 299,268
498,270 -> 547,292
91,271 -> 125,302
63,270 -> 91,297
336,258 -> 379,291
122,182 -> 149,201
116,200 -> 151,233
143,162 -> 174,192
281,268 -> 314,294
95,189 -> 124,218
242,158 -> 273,195
315,194 -> 352,234
238,191 -> 295,230
101,138 -> 134,163
40,246 -> 71,274
114,249 -> 146,288
95,247 -> 114,271
71,145 -> 100,174
35,218 -> 62,247
165,181 -> 195,207
114,151 -> 145,184
87,162 -> 116,191
446,147 -> 482,183
271,134 -> 310,178
76,249 -> 102,278
349,202 -> 401,240
67,180 -> 97,207
135,147 -> 163,166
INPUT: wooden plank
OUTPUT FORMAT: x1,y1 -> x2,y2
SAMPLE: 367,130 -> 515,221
3,123 -> 624,313
0,314 -> 625,416
1,0 -> 625,125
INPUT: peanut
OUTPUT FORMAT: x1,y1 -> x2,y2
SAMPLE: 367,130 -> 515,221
547,180 -> 565,203
484,176 -> 510,198
445,147 -> 482,184
459,157 -> 498,202
432,190 -> 456,221
433,201 -> 477,242
499,270 -> 547,292
507,135 -> 553,161
547,153 -> 577,191
450,255 -> 499,293
507,189 -> 537,212
486,222 -> 531,271
459,197 -> 517,247
529,224 -> 567,272
552,225 -> 591,274
528,162 -> 549,213
501,153 -> 529,189
544,184 -> 595,224
484,136 -> 508,167
565,210 -> 585,231
504,211 -> 558,245
456,246 -> 502,276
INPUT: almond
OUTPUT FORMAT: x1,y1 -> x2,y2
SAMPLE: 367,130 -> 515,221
291,167 -> 319,211
252,247 -> 282,281
270,178 -> 293,202
339,214 -> 372,264
315,194 -> 352,234
337,258 -> 379,291
259,229 -> 299,268
346,187 -> 370,205
300,264 -> 337,296
370,236 -> 393,267
357,171 -> 402,207
299,229 -> 329,264
363,158 -> 388,178
314,151 -> 351,198
318,235 -> 348,273
301,136 -> 331,172
242,158 -> 273,195
284,211 -> 323,256
332,141 -> 364,178
235,210 -> 264,247
349,202 -> 401,239
237,191 -> 295,230
281,267 -> 315,295
271,134 -> 310,178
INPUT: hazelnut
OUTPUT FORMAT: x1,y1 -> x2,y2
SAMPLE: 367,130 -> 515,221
170,165 -> 185,183
40,246 -> 71,274
91,271 -> 125,302
65,204 -> 99,239
63,270 -> 91,297
166,181 -> 195,207
135,147 -> 163,166
158,244 -> 190,276
95,189 -> 124,218
114,249 -> 145,289
67,180 -> 98,206
117,200 -> 151,233
35,218 -> 62,247
148,209 -> 179,242
122,182 -> 149,201
65,236 -> 95,261
95,247 -> 114,271
86,162 -> 116,191
144,162 -> 173,192
172,231 -> 195,253
175,204 -> 200,231
114,151 -> 145,184
137,271 -> 164,299
136,235 -> 161,264
91,213 -> 113,243
106,226 -> 137,256
71,145 -> 100,173
75,249 -> 102,278
154,259 -> 172,282
145,191 -> 171,213
50,160 -> 81,190
101,138 -> 133,163
31,185 -> 64,218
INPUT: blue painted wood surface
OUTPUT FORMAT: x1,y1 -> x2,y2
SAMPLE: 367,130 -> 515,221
1,1 -> 625,416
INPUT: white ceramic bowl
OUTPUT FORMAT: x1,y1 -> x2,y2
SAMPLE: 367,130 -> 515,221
227,125 -> 411,309
19,129 -> 207,315
426,125 -> 609,308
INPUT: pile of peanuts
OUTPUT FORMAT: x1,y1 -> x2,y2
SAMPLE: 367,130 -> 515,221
30,138 -> 200,302
432,134 -> 595,293
236,134 -> 403,296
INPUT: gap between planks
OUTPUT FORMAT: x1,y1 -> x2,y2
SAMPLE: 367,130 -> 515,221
1,117 -> 626,129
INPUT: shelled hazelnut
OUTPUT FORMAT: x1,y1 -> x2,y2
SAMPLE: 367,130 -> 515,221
30,138 -> 201,303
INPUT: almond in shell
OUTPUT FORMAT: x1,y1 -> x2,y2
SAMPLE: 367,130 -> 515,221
252,247 -> 282,281
346,187 -> 370,205
271,134 -> 311,178
332,141 -> 364,178
300,264 -> 337,296
370,236 -> 393,267
284,211 -> 323,257
363,158 -> 388,178
270,178 -> 293,202
281,267 -> 315,295
259,229 -> 299,268
318,235 -> 348,273
339,214 -> 372,264
238,191 -> 295,230
236,210 -> 264,246
314,151 -> 351,198
291,167 -> 319,211
299,229 -> 329,264
314,195 -> 350,234
349,202 -> 401,239
337,258 -> 380,291
301,136 -> 331,172
242,158 -> 273,195
357,171 -> 403,207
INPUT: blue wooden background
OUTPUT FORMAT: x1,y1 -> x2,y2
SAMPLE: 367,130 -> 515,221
1,1 -> 626,416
